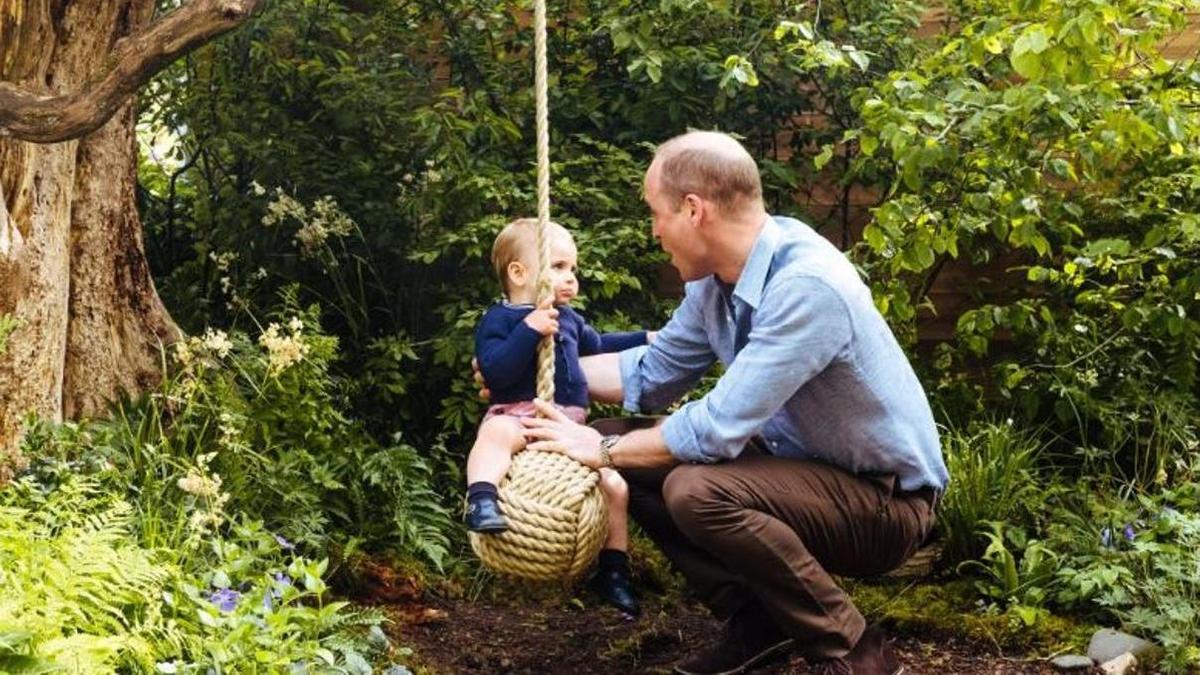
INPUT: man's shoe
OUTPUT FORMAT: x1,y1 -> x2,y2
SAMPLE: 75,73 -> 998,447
673,604 -> 793,675
588,566 -> 640,616
464,494 -> 507,533
810,625 -> 903,675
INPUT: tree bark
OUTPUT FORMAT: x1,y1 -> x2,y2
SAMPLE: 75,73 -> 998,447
0,0 -> 258,479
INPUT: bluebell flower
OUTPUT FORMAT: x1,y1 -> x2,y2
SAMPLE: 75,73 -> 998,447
1100,527 -> 1113,548
262,592 -> 273,612
209,588 -> 240,613
1123,524 -> 1136,542
274,534 -> 296,551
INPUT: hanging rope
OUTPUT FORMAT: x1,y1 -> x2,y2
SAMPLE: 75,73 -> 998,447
533,0 -> 555,406
468,0 -> 608,582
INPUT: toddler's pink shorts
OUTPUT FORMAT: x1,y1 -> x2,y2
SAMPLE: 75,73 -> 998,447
483,400 -> 587,425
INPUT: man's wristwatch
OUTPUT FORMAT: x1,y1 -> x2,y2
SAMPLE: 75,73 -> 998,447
598,434 -> 620,469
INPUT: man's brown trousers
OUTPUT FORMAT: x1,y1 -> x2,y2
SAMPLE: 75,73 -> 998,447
595,418 -> 935,660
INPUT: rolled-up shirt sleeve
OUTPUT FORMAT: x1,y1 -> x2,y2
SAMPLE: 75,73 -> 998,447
620,284 -> 717,413
661,275 -> 852,463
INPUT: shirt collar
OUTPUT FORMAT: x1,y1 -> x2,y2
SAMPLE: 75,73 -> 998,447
731,216 -> 782,310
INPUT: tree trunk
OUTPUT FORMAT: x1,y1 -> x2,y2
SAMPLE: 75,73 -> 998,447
0,1 -> 190,479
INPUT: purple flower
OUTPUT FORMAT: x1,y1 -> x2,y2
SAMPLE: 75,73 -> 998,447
1123,524 -> 1136,542
273,534 -> 296,551
262,592 -> 274,612
274,572 -> 292,586
209,588 -> 241,613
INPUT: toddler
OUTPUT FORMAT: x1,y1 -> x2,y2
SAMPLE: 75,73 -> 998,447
466,217 -> 646,616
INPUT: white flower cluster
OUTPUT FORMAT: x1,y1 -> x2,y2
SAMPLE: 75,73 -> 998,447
173,328 -> 234,370
208,250 -> 238,272
424,158 -> 443,183
294,196 -> 355,258
258,187 -> 356,259
258,317 -> 310,375
261,188 -> 308,228
217,411 -> 245,452
177,451 -> 231,546
178,469 -> 221,498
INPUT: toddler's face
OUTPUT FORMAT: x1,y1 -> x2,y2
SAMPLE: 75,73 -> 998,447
547,234 -> 579,305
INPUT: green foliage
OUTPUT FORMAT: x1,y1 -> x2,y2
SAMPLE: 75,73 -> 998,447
23,296 -> 453,569
138,0 -> 925,449
1045,485 -> 1200,671
819,0 -> 1200,475
0,472 -> 393,673
847,578 -> 1096,652
0,479 -> 167,672
959,522 -> 1060,625
937,421 -> 1045,564
1106,508 -> 1200,672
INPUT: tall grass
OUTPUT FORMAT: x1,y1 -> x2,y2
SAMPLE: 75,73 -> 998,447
938,421 -> 1046,565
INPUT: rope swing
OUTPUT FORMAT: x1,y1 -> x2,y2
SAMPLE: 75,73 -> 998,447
468,0 -> 609,581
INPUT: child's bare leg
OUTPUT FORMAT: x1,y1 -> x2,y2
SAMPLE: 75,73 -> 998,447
598,467 -> 630,551
464,416 -> 526,534
592,467 -> 639,615
466,416 -> 527,487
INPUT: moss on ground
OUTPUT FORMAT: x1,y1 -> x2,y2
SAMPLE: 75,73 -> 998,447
847,577 -> 1098,655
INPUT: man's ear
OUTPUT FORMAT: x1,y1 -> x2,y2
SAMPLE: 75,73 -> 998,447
683,193 -> 705,227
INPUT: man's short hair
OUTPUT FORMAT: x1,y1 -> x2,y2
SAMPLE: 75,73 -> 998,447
491,217 -> 570,295
653,131 -> 763,213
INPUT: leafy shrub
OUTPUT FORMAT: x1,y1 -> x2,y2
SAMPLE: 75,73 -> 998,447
959,521 -> 1061,626
1048,485 -> 1200,672
0,478 -> 169,672
138,0 -> 922,448
815,0 -> 1200,477
937,421 -> 1045,564
22,296 -> 453,568
0,472 -> 392,673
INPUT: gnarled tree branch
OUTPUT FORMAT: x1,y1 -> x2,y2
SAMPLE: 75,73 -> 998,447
0,0 -> 261,144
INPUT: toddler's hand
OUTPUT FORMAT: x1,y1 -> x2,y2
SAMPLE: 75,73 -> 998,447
524,296 -> 559,336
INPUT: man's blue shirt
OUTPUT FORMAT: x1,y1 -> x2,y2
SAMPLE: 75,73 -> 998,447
619,216 -> 949,493
476,303 -> 646,408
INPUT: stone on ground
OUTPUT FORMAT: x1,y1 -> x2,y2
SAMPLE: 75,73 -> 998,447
1098,652 -> 1137,675
1051,654 -> 1094,671
1087,628 -> 1154,664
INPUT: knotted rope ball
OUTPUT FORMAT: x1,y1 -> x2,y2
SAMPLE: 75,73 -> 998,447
468,450 -> 608,581
468,0 -> 608,582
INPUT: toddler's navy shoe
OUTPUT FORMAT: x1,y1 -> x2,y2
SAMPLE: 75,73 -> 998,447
589,565 -> 640,616
464,493 -> 507,533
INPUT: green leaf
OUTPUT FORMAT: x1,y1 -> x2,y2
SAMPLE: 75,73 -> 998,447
860,134 -> 879,157
814,144 -> 834,170
1011,24 -> 1051,79
863,224 -> 886,252
1049,158 -> 1072,179
846,48 -> 870,72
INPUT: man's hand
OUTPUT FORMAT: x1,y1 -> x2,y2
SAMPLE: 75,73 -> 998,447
521,399 -> 605,469
523,296 -> 559,336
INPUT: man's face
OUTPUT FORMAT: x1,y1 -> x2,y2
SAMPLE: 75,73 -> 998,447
645,163 -> 707,281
